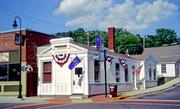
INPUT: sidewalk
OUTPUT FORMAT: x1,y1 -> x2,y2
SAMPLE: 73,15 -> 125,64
0,77 -> 179,104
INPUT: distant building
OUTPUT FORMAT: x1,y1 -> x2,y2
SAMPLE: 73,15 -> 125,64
0,29 -> 53,96
131,45 -> 180,85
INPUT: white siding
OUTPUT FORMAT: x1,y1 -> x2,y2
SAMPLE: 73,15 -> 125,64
157,64 -> 176,77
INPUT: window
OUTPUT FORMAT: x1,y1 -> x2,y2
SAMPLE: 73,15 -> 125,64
132,65 -> 135,82
149,65 -> 152,80
94,60 -> 100,82
0,64 -> 20,81
153,66 -> 156,80
0,64 -> 8,81
9,64 -> 20,81
75,67 -> 82,77
125,67 -> 128,82
43,62 -> 52,83
115,63 -> 120,82
161,64 -> 166,73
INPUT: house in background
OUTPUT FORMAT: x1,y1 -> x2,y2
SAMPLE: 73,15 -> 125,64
37,27 -> 157,97
130,54 -> 157,89
132,45 -> 180,85
0,29 -> 53,96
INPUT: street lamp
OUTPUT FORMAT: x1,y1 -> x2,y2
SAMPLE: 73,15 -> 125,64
12,16 -> 23,99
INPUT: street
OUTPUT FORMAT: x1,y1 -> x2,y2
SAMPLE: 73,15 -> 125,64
0,85 -> 180,109
40,84 -> 180,109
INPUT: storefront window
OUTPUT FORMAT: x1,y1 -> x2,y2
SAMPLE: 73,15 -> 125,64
0,64 -> 20,81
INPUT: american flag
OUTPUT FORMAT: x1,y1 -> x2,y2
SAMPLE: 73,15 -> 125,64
135,65 -> 143,76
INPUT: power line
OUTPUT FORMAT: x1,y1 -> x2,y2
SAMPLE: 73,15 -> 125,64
0,5 -> 65,30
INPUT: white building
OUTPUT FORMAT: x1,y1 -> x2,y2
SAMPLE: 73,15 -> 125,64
37,27 -> 157,97
132,45 -> 180,85
131,55 -> 157,89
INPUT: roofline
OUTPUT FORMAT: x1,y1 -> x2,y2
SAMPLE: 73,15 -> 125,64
0,28 -> 30,34
0,28 -> 55,37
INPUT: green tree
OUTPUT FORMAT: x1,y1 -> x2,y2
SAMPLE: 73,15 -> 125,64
73,28 -> 87,44
156,28 -> 177,45
115,29 -> 143,54
145,28 -> 178,47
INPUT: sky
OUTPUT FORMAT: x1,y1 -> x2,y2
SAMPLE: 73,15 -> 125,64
0,0 -> 180,36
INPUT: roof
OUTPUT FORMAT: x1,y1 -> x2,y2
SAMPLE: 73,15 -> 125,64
71,41 -> 135,60
0,28 -> 55,37
132,45 -> 180,63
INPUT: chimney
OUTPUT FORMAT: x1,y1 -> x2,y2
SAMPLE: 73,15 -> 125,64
108,27 -> 115,52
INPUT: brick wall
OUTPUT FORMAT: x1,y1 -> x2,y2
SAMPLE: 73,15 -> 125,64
0,30 -> 53,96
26,31 -> 52,96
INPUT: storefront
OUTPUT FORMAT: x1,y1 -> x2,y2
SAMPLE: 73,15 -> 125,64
0,29 -> 52,96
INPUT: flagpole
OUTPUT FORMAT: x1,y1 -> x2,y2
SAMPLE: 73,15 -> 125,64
134,71 -> 137,90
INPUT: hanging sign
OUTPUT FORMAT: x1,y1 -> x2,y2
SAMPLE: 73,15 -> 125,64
52,53 -> 70,67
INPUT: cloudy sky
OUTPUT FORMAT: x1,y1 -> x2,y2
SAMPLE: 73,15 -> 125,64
0,0 -> 179,36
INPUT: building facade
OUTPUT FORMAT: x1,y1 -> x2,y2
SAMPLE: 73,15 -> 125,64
37,36 -> 157,97
0,29 -> 52,96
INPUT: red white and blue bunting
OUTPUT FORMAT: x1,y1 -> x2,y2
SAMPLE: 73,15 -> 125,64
52,53 -> 70,67
106,56 -> 113,63
119,58 -> 128,68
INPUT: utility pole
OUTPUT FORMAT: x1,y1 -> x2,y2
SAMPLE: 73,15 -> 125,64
104,50 -> 107,97
143,36 -> 145,48
86,32 -> 90,46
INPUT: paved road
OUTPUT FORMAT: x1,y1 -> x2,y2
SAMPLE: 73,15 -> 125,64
138,85 -> 180,100
1,85 -> 180,109
39,84 -> 180,109
38,102 -> 180,109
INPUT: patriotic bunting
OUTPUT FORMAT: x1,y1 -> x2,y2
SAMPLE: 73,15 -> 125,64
119,58 -> 128,67
52,53 -> 70,67
106,56 -> 113,63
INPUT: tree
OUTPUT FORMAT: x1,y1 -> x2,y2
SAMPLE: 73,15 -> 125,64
73,28 -> 87,44
115,29 -> 143,54
156,28 -> 177,45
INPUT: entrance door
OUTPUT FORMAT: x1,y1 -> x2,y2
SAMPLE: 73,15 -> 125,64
72,67 -> 84,94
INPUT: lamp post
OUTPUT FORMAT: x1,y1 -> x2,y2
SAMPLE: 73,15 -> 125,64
12,16 -> 23,99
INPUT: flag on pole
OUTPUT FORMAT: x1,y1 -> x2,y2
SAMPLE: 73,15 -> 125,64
68,56 -> 81,70
135,65 -> 143,76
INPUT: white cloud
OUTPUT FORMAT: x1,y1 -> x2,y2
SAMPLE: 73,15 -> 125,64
54,0 -> 112,17
55,0 -> 178,31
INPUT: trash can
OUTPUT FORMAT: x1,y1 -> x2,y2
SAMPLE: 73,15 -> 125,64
109,85 -> 117,98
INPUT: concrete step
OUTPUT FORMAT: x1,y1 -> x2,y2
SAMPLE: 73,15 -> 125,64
69,95 -> 85,99
71,99 -> 92,103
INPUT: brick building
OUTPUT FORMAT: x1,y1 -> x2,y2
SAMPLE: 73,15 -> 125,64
0,29 -> 53,96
